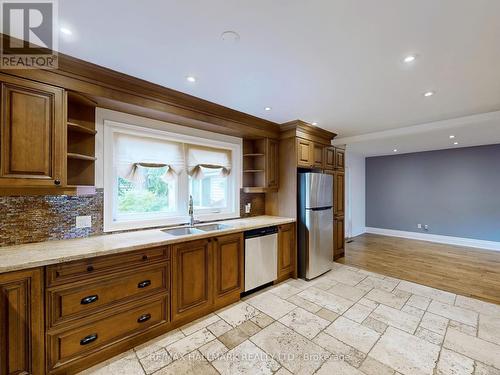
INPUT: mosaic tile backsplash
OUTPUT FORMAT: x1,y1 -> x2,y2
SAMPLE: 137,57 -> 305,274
0,190 -> 265,247
0,189 -> 104,247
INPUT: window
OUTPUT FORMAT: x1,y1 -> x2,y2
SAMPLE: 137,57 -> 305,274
103,121 -> 241,231
117,166 -> 177,215
189,167 -> 228,211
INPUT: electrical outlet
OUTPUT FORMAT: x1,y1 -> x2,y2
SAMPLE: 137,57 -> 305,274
76,215 -> 92,229
245,203 -> 251,214
417,224 -> 422,229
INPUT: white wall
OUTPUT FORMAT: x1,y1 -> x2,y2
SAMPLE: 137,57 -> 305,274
345,150 -> 366,237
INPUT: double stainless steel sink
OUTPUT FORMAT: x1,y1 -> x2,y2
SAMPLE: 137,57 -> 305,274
162,223 -> 232,236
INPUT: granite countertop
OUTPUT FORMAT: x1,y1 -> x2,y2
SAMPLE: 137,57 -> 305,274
0,216 -> 295,273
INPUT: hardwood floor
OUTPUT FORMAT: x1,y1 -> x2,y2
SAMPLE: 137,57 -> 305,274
339,233 -> 500,305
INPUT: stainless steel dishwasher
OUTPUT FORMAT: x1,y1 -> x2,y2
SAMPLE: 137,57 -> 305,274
244,226 -> 278,292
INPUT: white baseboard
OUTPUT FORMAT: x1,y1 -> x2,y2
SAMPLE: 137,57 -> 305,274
365,227 -> 500,252
350,227 -> 367,238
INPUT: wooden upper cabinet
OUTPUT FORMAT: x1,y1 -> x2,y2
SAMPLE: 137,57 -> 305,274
313,143 -> 324,168
0,74 -> 65,188
334,171 -> 345,217
0,268 -> 44,375
324,147 -> 335,170
335,148 -> 345,170
266,138 -> 279,190
171,239 -> 213,322
213,233 -> 244,307
296,138 -> 313,168
277,223 -> 296,281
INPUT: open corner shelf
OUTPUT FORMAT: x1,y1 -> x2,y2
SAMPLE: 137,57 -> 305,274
67,153 -> 97,161
241,138 -> 278,193
68,121 -> 97,135
67,91 -> 97,187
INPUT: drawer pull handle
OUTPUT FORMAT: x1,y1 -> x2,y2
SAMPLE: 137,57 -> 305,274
137,313 -> 151,323
81,295 -> 98,305
80,334 -> 98,346
138,280 -> 151,289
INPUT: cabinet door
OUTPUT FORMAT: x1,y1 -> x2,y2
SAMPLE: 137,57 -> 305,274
213,233 -> 243,307
0,74 -> 65,187
334,217 -> 345,260
0,268 -> 44,375
278,223 -> 296,280
296,139 -> 313,168
266,138 -> 279,190
324,147 -> 335,170
171,239 -> 213,322
334,171 -> 345,217
335,148 -> 345,170
313,143 -> 324,168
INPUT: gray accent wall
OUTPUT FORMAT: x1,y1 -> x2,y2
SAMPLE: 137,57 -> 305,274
366,144 -> 500,242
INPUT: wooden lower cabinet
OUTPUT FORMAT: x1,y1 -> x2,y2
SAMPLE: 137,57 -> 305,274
0,227 -> 292,374
171,238 -> 214,323
45,247 -> 171,374
334,171 -> 345,217
172,233 -> 244,323
213,233 -> 244,308
0,268 -> 44,375
47,294 -> 169,374
334,217 -> 345,260
277,223 -> 296,281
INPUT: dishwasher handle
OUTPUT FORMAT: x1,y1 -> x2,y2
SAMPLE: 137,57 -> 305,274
244,226 -> 278,239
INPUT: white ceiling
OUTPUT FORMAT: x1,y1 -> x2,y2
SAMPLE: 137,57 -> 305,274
57,0 -> 500,138
333,111 -> 500,156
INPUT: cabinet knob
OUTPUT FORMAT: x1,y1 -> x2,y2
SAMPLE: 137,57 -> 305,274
54,179 -> 61,186
137,313 -> 151,323
81,295 -> 99,305
87,265 -> 94,272
80,334 -> 98,346
138,280 -> 151,289
142,255 -> 148,261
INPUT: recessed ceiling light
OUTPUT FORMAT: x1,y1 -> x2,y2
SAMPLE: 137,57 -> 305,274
393,149 -> 398,152
312,122 -> 318,126
454,142 -> 459,145
186,76 -> 196,83
60,27 -> 72,35
221,31 -> 240,44
403,55 -> 416,63
423,91 -> 435,97
264,107 -> 272,111
449,135 -> 455,139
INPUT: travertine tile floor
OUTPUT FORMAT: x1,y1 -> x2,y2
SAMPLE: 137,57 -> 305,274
79,263 -> 500,375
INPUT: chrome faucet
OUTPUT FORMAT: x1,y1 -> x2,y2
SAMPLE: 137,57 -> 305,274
188,195 -> 197,227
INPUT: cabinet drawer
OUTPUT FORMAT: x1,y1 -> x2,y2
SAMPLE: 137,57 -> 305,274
47,263 -> 169,327
47,294 -> 169,371
47,246 -> 169,286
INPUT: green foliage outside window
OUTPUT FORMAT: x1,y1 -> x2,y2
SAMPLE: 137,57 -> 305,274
117,167 -> 173,213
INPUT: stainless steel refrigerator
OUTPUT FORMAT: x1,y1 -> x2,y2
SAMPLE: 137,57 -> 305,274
298,172 -> 334,280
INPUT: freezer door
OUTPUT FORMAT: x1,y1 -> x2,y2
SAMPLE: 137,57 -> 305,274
305,207 -> 333,279
303,173 -> 333,209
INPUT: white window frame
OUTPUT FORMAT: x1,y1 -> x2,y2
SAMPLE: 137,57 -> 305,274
103,120 -> 241,232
